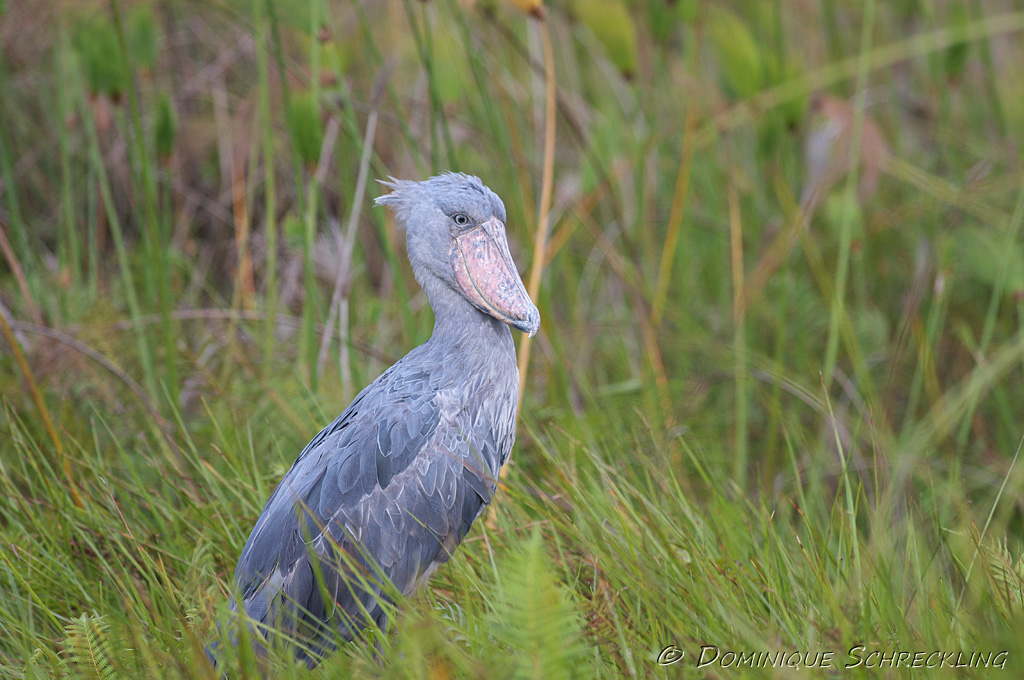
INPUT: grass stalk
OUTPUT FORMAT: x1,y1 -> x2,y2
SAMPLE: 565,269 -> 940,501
78,83 -> 159,403
262,0 -> 307,217
317,101 -> 379,398
955,178 -> 1024,447
253,0 -> 279,367
0,222 -> 42,325
56,35 -> 83,294
401,0 -> 457,171
110,0 -> 177,398
728,184 -> 749,488
821,371 -> 863,608
221,142 -> 255,382
230,150 -> 255,312
650,25 -> 700,330
901,261 -> 950,440
0,310 -> 80,507
514,15 -> 556,423
299,0 -> 325,390
86,162 -> 100,299
300,178 -> 321,388
822,0 -> 876,386
0,50 -> 30,270
949,433 -> 1024,640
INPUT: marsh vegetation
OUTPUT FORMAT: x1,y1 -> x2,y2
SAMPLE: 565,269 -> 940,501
2,0 -> 1024,677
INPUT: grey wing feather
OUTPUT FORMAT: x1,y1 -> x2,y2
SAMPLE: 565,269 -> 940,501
229,366 -> 500,657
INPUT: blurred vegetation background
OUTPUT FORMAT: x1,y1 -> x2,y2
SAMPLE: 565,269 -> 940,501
3,0 -> 1024,677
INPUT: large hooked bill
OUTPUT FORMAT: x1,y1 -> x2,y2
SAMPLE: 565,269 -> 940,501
452,217 -> 541,337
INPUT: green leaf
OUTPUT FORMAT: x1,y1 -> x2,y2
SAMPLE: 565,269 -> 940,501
72,17 -> 127,99
676,0 -> 698,23
571,0 -> 638,78
430,17 -> 470,106
955,228 -> 1024,295
283,214 -> 305,245
153,93 -> 176,160
944,4 -> 971,80
128,5 -> 160,72
707,6 -> 763,99
285,92 -> 323,168
853,307 -> 890,358
764,54 -> 808,129
647,0 -> 699,43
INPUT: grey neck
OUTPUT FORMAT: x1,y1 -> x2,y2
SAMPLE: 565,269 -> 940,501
421,275 -> 514,360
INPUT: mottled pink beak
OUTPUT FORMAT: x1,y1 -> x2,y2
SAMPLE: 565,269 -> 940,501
452,217 -> 540,337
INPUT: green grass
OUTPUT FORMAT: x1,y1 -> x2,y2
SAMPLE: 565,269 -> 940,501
3,0 -> 1024,677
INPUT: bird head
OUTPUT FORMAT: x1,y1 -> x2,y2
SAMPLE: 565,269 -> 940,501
375,173 -> 540,337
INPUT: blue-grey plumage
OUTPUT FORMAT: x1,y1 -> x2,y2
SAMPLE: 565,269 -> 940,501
218,173 -> 539,668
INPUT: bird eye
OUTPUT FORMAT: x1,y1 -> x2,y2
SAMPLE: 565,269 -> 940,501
453,213 -> 470,226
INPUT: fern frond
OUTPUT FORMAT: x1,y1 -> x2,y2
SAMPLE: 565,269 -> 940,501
60,612 -> 118,680
488,528 -> 592,680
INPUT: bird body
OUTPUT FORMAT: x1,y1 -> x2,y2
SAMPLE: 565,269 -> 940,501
219,173 -> 539,667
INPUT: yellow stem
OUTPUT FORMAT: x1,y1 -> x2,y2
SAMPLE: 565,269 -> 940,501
650,24 -> 701,328
0,222 -> 42,325
651,80 -> 700,328
510,16 -> 556,464
0,310 -> 81,507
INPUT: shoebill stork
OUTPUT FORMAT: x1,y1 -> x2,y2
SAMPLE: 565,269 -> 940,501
217,173 -> 540,667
